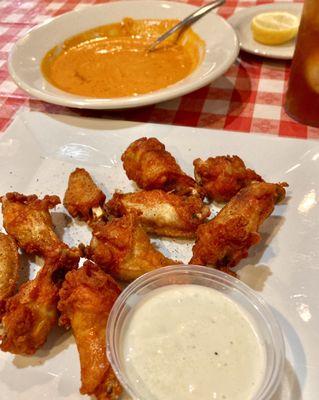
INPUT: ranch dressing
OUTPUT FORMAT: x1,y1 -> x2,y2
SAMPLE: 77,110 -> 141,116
121,284 -> 265,400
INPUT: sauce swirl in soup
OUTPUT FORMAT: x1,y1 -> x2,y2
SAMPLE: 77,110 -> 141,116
42,18 -> 205,98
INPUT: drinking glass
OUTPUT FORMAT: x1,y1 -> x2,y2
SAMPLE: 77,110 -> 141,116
285,0 -> 319,127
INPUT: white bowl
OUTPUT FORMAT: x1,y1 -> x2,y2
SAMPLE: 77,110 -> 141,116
8,0 -> 239,110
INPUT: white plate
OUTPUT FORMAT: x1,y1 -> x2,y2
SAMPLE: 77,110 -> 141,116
0,110 -> 319,399
8,1 -> 239,110
228,3 -> 303,60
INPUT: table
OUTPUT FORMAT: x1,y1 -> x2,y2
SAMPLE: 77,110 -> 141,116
0,0 -> 318,139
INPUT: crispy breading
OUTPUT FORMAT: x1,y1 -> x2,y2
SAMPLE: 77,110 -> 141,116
63,168 -> 106,221
0,249 -> 79,355
58,261 -> 122,400
106,190 -> 210,239
85,214 -> 178,281
190,182 -> 287,271
0,233 -> 19,319
1,192 -> 66,258
122,137 -> 203,197
194,155 -> 263,202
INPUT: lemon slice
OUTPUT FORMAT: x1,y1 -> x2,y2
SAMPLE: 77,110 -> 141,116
251,12 -> 299,45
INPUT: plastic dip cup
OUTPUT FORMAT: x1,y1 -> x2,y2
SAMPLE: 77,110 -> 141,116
107,265 -> 285,400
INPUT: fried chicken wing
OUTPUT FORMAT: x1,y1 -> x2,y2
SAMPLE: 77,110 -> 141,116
85,214 -> 178,281
107,190 -> 210,239
58,261 -> 122,400
190,182 -> 287,272
64,168 -> 106,221
0,233 -> 19,319
0,249 -> 79,355
1,192 -> 66,258
194,155 -> 263,203
122,137 -> 203,197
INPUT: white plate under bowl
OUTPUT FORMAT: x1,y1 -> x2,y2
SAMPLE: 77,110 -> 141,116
0,110 -> 319,399
8,1 -> 239,110
228,2 -> 303,60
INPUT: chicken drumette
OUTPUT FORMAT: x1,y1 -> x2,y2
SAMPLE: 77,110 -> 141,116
106,189 -> 210,239
122,137 -> 203,197
63,168 -> 106,221
58,261 -> 122,400
193,155 -> 263,203
0,249 -> 79,355
85,213 -> 178,281
191,182 -> 287,273
1,192 -> 67,258
0,232 -> 20,319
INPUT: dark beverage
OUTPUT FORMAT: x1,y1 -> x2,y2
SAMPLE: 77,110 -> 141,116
285,1 -> 319,127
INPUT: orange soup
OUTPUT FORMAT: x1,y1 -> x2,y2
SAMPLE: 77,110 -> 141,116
42,18 -> 205,98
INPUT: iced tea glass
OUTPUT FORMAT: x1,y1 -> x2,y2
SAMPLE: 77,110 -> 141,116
285,0 -> 319,127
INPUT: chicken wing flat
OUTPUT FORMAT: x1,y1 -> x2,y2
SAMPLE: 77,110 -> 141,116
1,192 -> 66,258
190,182 -> 287,272
85,214 -> 178,281
64,168 -> 106,221
194,155 -> 263,203
122,137 -> 203,197
107,190 -> 210,239
0,249 -> 79,355
0,232 -> 19,319
58,261 -> 122,400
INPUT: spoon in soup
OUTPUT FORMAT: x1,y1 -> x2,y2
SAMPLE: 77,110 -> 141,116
148,0 -> 226,52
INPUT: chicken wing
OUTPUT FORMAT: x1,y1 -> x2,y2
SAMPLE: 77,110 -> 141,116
85,213 -> 178,281
194,156 -> 263,203
122,137 -> 203,197
190,182 -> 287,272
1,192 -> 66,258
58,261 -> 122,400
0,232 -> 19,319
106,190 -> 210,239
64,168 -> 106,221
0,248 -> 79,355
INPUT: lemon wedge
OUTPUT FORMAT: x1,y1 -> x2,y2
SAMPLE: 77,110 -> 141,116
251,12 -> 299,45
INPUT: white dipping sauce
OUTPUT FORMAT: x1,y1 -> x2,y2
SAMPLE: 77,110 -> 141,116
121,284 -> 265,400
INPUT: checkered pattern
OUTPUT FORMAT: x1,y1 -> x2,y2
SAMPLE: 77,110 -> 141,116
0,0 -> 318,138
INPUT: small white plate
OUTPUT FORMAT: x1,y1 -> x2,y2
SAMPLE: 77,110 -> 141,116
8,1 -> 239,110
228,3 -> 303,60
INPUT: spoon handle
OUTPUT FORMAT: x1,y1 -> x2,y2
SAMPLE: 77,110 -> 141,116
148,0 -> 226,52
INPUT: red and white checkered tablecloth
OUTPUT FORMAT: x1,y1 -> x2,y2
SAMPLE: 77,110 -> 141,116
0,0 -> 318,139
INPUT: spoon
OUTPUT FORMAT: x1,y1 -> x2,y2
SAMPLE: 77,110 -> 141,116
148,0 -> 226,52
